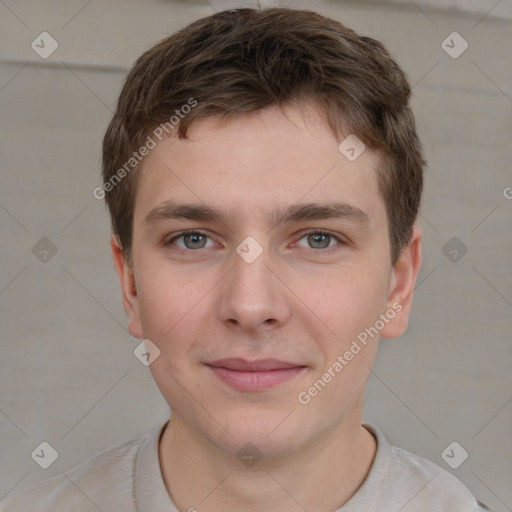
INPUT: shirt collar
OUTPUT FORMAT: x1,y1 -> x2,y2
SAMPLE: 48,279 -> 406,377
133,421 -> 390,512
135,419 -> 179,512
334,423 -> 392,511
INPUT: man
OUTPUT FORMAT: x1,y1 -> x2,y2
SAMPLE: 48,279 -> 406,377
1,7 -> 490,511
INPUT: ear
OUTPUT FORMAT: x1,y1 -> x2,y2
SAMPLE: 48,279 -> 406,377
380,225 -> 422,339
110,235 -> 143,339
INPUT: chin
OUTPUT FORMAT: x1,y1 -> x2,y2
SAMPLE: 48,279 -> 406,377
201,410 -> 311,460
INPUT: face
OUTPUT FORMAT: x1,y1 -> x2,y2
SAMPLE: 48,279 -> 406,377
112,102 -> 421,458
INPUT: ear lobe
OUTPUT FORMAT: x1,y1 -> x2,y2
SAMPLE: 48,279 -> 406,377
380,225 -> 422,339
110,235 -> 143,339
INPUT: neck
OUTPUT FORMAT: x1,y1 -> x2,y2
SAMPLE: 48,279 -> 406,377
159,414 -> 377,512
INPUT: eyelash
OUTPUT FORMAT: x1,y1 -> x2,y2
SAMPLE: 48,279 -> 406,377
165,229 -> 346,253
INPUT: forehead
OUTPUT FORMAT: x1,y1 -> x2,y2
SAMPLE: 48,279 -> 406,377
133,103 -> 385,226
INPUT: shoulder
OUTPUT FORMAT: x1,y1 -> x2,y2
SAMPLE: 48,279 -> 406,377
0,429 -> 156,512
388,443 -> 482,510
363,424 -> 488,512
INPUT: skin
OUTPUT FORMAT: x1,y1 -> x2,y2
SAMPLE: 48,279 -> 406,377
111,102 -> 422,512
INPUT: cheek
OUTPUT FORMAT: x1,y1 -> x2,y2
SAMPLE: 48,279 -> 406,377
139,270 -> 207,400
291,263 -> 389,343
135,262 -> 210,341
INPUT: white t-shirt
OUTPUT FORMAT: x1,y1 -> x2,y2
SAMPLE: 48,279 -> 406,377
0,422 -> 490,511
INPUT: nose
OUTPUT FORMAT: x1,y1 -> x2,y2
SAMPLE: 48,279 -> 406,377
216,240 -> 291,333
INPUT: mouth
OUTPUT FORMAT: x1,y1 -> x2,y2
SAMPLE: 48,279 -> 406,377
205,358 -> 307,391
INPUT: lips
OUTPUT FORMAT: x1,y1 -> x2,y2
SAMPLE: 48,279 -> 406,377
207,358 -> 303,372
205,358 -> 307,391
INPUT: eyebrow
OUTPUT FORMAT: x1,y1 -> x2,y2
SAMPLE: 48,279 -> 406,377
144,201 -> 370,228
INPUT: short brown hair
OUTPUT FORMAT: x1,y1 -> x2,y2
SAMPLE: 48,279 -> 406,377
102,7 -> 425,266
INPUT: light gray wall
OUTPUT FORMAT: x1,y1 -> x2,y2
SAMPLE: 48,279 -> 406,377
1,1 -> 511,510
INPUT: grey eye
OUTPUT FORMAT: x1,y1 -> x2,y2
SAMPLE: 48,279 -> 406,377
170,232 -> 215,250
307,233 -> 332,249
182,233 -> 208,249
295,231 -> 343,250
